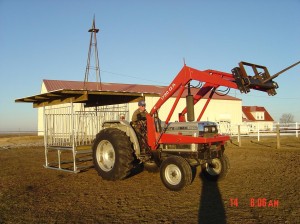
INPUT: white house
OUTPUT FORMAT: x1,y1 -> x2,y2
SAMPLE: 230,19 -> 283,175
242,106 -> 274,132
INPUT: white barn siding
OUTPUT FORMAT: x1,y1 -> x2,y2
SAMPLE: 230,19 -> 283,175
38,82 -> 47,134
128,96 -> 242,124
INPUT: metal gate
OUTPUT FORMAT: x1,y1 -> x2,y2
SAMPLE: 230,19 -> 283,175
43,102 -> 129,172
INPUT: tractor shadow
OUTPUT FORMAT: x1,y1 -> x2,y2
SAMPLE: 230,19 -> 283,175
127,156 -> 147,178
127,163 -> 144,178
198,174 -> 227,224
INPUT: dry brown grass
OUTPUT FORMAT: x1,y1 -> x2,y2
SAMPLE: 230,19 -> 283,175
0,134 -> 43,148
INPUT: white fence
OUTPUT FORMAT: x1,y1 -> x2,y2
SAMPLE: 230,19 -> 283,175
2,122 -> 299,139
218,122 -> 299,139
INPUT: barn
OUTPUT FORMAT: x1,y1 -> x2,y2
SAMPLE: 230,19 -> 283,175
37,79 -> 242,135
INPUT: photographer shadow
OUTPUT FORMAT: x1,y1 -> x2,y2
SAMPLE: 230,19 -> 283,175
198,173 -> 227,224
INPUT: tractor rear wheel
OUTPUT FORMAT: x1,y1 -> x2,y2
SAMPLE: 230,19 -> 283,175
92,128 -> 134,180
201,153 -> 230,181
160,156 -> 192,191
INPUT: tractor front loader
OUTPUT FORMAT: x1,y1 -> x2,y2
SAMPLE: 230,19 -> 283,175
92,61 -> 299,191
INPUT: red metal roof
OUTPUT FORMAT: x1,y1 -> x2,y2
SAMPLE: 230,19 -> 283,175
242,106 -> 274,122
43,79 -> 240,101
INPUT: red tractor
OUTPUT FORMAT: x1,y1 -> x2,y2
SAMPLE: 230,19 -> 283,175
92,61 -> 299,191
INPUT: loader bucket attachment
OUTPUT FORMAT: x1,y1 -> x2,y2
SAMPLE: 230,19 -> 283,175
232,61 -> 300,96
232,61 -> 278,96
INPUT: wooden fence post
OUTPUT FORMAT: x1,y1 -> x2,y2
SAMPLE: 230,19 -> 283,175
276,124 -> 280,149
257,123 -> 260,142
238,125 -> 241,147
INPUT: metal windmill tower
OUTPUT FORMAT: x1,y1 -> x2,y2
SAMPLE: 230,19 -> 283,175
84,16 -> 102,90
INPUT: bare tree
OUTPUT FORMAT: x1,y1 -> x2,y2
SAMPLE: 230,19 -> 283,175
279,113 -> 295,124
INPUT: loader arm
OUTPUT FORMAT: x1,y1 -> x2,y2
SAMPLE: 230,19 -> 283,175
146,61 -> 299,150
149,65 -> 237,117
176,61 -> 300,121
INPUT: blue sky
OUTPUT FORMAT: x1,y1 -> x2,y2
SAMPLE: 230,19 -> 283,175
0,0 -> 299,131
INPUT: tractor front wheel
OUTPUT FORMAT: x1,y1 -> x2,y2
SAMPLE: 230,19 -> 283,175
160,156 -> 192,191
201,153 -> 230,181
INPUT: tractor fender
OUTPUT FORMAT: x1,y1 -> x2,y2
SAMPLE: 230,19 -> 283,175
102,120 -> 141,156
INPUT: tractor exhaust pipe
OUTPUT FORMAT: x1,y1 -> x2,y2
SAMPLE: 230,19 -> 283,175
186,83 -> 195,122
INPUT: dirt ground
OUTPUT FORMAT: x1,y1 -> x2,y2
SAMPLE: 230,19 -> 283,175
0,135 -> 299,224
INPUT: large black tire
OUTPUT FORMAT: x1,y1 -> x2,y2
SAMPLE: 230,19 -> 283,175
160,156 -> 193,191
201,153 -> 230,181
92,128 -> 134,180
